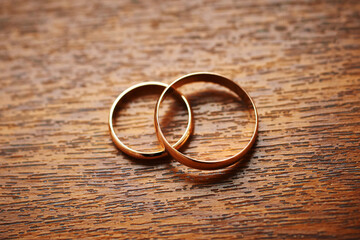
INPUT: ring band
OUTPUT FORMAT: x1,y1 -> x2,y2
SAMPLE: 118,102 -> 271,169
154,72 -> 259,170
109,82 -> 193,160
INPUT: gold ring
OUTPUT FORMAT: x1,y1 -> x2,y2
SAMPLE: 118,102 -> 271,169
109,82 -> 193,160
154,72 -> 259,170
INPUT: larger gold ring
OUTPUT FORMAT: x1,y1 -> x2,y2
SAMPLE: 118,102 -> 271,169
109,82 -> 193,160
154,72 -> 259,170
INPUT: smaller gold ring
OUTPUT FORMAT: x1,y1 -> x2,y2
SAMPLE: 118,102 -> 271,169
154,72 -> 259,170
109,82 -> 193,160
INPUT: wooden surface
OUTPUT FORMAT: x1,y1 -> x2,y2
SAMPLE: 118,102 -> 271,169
1,0 -> 360,239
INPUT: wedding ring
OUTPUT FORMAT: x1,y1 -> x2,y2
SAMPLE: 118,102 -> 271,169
154,72 -> 258,170
109,82 -> 193,160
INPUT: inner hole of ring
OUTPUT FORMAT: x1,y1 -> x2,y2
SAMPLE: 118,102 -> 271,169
113,84 -> 189,153
159,81 -> 256,161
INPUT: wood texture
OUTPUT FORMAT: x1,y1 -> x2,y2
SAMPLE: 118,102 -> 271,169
1,0 -> 360,239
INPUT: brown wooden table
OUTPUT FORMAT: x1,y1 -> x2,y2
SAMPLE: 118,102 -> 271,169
1,0 -> 359,239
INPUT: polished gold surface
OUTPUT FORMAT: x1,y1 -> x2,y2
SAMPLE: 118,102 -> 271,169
109,82 -> 193,159
154,72 -> 258,170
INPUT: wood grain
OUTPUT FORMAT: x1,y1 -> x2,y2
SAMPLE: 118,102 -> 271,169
1,0 -> 360,239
